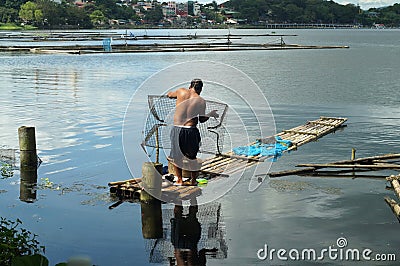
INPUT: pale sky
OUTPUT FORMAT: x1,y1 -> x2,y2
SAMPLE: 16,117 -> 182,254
195,0 -> 399,10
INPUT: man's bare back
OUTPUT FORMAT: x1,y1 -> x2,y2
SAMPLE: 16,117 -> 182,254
170,88 -> 206,127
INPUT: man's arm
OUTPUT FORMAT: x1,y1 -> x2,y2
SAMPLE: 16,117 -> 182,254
167,90 -> 177,98
167,88 -> 185,98
199,110 -> 219,123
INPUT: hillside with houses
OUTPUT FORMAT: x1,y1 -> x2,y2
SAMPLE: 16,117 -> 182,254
0,0 -> 399,29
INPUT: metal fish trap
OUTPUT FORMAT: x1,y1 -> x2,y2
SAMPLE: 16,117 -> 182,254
143,95 -> 228,155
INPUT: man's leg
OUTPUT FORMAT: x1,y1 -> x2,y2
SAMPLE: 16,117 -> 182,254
173,164 -> 183,185
190,171 -> 198,185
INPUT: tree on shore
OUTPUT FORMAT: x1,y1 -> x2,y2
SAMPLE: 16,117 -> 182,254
90,10 -> 107,26
18,1 -> 43,25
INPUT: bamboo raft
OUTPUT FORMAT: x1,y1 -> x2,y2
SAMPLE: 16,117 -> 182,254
109,116 -> 346,202
108,177 -> 202,205
200,116 -> 347,177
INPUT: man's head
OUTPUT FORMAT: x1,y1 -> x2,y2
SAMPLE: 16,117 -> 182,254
190,78 -> 203,94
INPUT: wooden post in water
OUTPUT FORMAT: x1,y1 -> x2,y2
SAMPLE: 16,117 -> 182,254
18,126 -> 37,168
140,162 -> 162,202
18,126 -> 38,203
351,148 -> 356,160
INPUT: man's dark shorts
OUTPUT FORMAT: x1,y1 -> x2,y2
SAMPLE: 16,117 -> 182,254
170,126 -> 201,161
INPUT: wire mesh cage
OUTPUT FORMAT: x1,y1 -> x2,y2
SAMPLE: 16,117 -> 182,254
144,95 -> 228,155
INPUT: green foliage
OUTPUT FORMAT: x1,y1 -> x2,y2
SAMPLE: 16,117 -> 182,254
225,0 -> 361,24
144,5 -> 163,24
0,6 -> 19,23
90,10 -> 107,25
11,254 -> 48,266
0,217 -> 45,266
18,1 -> 42,25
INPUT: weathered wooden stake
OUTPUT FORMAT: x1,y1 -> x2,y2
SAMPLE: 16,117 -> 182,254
18,126 -> 37,168
18,126 -> 38,203
140,195 -> 163,239
351,148 -> 356,160
141,162 -> 162,201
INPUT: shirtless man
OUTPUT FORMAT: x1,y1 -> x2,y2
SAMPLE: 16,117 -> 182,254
167,79 -> 218,185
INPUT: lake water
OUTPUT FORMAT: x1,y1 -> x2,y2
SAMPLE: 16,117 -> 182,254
1,28 -> 400,265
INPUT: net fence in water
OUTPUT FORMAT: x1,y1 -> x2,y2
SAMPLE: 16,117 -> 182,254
143,95 -> 228,155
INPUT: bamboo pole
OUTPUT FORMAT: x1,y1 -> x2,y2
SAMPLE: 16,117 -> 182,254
384,197 -> 400,222
387,175 -> 400,199
297,163 -> 400,169
269,167 -> 317,177
108,178 -> 142,187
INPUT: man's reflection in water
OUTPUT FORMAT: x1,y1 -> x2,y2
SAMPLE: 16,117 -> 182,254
170,199 -> 218,266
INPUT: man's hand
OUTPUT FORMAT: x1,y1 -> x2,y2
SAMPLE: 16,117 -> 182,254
167,91 -> 177,98
208,110 -> 219,119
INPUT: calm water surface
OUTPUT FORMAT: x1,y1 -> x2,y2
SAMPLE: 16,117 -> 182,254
1,29 -> 399,265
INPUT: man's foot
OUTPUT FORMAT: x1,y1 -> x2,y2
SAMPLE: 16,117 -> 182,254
182,180 -> 198,186
174,178 -> 184,186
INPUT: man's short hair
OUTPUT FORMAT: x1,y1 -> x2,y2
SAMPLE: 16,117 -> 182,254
190,79 -> 203,94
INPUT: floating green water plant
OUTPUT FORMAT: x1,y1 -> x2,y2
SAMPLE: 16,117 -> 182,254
1,163 -> 14,178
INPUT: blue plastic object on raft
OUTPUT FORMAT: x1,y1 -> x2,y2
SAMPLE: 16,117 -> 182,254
232,136 -> 292,161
